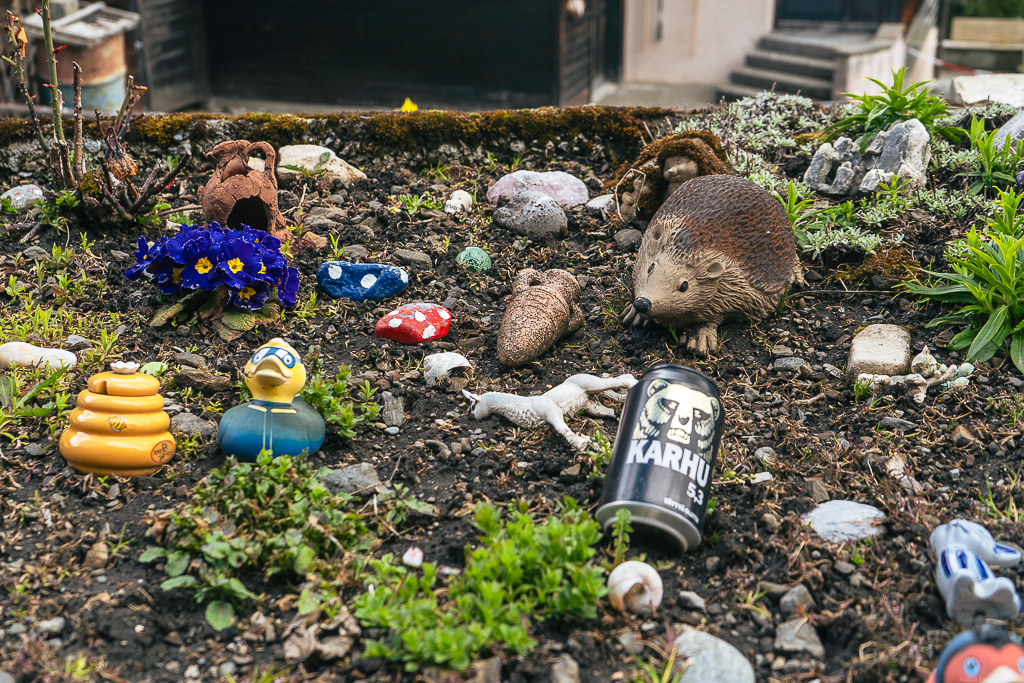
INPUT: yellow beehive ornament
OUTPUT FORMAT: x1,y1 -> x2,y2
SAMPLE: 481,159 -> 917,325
59,361 -> 176,476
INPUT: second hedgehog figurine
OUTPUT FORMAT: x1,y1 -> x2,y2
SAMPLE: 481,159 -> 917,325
623,175 -> 804,355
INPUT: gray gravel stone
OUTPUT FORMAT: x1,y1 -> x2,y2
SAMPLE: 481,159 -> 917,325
613,229 -> 642,251
754,446 -> 777,465
393,249 -> 432,272
23,245 -> 51,261
673,627 -> 755,683
493,191 -> 566,236
678,591 -> 706,611
834,560 -> 856,575
170,413 -> 216,437
37,616 -> 65,635
617,630 -> 645,655
384,426 -> 400,436
64,334 -> 92,351
174,352 -> 207,369
775,619 -> 825,659
550,653 -> 580,683
780,585 -> 815,617
318,463 -> 387,495
343,244 -> 369,260
774,357 -> 810,372
879,416 -> 917,431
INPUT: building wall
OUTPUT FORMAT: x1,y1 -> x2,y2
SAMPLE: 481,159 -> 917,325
623,0 -> 776,85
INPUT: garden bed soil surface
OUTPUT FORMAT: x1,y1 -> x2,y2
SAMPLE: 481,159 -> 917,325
1,101 -> 1023,683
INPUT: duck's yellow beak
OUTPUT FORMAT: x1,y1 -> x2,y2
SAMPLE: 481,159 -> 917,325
253,357 -> 291,387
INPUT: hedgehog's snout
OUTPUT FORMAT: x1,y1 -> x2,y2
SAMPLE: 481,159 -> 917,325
633,297 -> 651,314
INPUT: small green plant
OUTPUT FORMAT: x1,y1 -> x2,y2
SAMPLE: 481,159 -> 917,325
141,450 -> 371,631
772,180 -> 819,230
281,151 -> 331,179
853,378 -> 873,402
960,117 -> 1024,195
302,366 -> 379,437
327,234 -> 346,261
612,508 -> 632,567
0,366 -> 68,440
824,67 -> 961,152
354,498 -> 607,671
906,187 -> 1024,372
586,430 -> 613,470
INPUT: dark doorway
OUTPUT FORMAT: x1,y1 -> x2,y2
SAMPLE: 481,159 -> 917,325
776,0 -> 905,26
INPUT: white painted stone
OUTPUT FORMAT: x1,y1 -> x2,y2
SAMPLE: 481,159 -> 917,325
276,145 -> 366,185
1,184 -> 43,212
423,352 -> 472,387
673,627 -> 755,683
802,500 -> 885,542
444,190 -> 474,214
0,342 -> 77,370
586,193 -> 615,210
846,324 -> 911,377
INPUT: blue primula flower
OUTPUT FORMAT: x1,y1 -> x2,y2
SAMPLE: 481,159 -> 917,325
126,236 -> 161,280
278,266 -> 300,308
228,279 -> 271,310
126,222 -> 299,310
216,235 -> 262,289
179,230 -> 222,290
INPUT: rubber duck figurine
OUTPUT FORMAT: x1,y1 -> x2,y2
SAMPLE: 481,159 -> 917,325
926,624 -> 1024,683
218,338 -> 325,461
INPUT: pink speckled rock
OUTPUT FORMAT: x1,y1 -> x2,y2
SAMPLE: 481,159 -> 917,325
486,170 -> 589,208
375,303 -> 452,344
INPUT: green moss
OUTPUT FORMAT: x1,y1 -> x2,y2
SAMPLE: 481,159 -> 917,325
608,130 -> 730,215
0,107 -> 678,162
128,113 -> 222,148
361,106 -> 672,153
233,113 -> 309,149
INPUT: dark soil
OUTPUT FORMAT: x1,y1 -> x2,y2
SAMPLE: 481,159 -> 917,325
1,104 -> 1021,683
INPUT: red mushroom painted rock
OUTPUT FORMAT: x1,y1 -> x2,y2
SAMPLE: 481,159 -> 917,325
375,303 -> 452,344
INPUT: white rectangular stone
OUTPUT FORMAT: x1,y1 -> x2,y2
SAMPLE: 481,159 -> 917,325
846,324 -> 911,377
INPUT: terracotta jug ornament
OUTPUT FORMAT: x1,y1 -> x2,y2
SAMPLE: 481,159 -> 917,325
199,140 -> 287,237
59,361 -> 176,476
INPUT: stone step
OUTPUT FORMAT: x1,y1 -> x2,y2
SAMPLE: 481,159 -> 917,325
757,33 -> 839,60
715,83 -> 767,102
746,50 -> 836,81
729,66 -> 833,100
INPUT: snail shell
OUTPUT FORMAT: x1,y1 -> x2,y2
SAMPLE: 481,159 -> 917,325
607,560 -> 663,616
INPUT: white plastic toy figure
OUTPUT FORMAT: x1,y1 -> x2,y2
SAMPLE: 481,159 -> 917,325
463,373 -> 637,450
931,519 -> 1023,624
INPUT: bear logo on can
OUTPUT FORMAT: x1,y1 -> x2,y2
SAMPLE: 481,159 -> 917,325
631,379 -> 720,450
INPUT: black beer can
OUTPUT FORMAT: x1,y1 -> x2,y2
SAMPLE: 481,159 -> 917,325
596,364 -> 724,552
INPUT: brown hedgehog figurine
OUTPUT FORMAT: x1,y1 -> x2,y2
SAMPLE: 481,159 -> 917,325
622,175 -> 804,355
497,269 -> 584,367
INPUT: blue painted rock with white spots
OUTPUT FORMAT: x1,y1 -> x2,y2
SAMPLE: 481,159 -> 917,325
316,262 -> 410,301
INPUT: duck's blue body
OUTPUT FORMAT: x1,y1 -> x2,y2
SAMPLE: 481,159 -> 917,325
218,397 -> 325,461
216,338 -> 325,461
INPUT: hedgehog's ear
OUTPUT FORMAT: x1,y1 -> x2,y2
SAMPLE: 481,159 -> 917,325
699,261 -> 725,280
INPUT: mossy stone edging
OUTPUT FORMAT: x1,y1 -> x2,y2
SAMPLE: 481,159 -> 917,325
0,107 -> 684,180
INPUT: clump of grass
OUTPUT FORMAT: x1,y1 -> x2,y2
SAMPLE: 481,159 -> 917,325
824,67 -> 961,152
354,498 -> 607,671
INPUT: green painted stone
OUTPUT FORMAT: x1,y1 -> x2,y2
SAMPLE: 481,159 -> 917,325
457,247 -> 491,272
